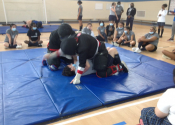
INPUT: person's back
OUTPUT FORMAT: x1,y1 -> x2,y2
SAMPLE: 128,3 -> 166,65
48,30 -> 61,52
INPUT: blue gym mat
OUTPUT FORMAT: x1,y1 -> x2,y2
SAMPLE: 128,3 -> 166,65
0,43 -> 174,125
0,25 -> 77,34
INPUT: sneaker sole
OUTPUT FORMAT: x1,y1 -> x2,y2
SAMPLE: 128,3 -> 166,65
121,61 -> 129,72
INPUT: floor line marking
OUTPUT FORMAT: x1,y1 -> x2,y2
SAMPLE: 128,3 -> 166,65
55,96 -> 160,125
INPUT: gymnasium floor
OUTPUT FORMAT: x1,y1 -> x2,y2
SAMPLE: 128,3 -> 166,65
0,23 -> 174,125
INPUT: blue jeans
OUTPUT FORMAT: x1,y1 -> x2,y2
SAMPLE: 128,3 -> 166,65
126,17 -> 134,30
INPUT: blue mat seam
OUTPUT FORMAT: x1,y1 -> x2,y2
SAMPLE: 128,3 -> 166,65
23,50 -> 60,115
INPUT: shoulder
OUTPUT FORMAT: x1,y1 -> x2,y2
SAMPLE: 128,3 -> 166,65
6,29 -> 11,33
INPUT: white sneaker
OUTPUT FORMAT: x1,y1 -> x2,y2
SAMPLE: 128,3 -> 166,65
16,45 -> 20,49
162,54 -> 171,60
113,42 -> 119,47
134,48 -> 141,53
132,47 -> 137,52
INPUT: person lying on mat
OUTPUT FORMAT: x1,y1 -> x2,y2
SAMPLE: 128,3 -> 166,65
82,23 -> 95,37
96,21 -> 108,43
24,23 -> 43,47
62,47 -> 128,78
132,26 -> 159,53
106,21 -> 115,40
4,24 -> 22,49
46,33 -> 128,84
22,20 -> 43,28
113,21 -> 124,45
113,26 -> 136,47
162,49 -> 175,60
139,69 -> 175,125
42,23 -> 76,71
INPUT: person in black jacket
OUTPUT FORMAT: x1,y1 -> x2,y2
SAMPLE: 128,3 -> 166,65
126,3 -> 136,30
46,33 -> 128,84
42,24 -> 75,71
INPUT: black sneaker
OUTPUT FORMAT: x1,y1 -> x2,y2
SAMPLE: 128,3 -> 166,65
159,36 -> 162,38
121,61 -> 128,73
37,44 -> 42,47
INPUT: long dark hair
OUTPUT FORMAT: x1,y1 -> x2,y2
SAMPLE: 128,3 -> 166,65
99,20 -> 105,26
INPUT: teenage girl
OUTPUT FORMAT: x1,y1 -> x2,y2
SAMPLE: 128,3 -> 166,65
77,0 -> 83,31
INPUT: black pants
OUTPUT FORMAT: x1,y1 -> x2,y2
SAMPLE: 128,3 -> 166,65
126,17 -> 134,30
138,42 -> 157,52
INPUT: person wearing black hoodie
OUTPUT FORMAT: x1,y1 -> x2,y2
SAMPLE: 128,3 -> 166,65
126,3 -> 136,30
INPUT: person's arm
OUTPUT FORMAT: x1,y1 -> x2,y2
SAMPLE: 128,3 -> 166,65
133,8 -> 136,16
91,31 -> 95,37
111,6 -> 115,12
77,7 -> 81,20
83,60 -> 90,74
141,36 -> 158,42
155,89 -> 171,118
14,35 -> 18,44
6,34 -> 11,45
33,31 -> 41,43
126,8 -> 128,15
155,107 -> 169,118
125,34 -> 134,43
97,29 -> 105,39
82,28 -> 86,34
113,30 -> 118,41
113,7 -> 118,19
73,55 -> 78,64
162,10 -> 168,16
121,6 -> 124,14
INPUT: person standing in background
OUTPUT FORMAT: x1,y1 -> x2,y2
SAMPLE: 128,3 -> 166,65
168,8 -> 175,41
126,3 -> 136,30
109,2 -> 118,26
157,4 -> 168,38
115,1 -> 124,28
77,0 -> 83,31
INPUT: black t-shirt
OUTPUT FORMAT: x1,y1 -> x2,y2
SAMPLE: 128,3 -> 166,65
77,34 -> 98,68
106,25 -> 115,36
27,29 -> 41,41
48,30 -> 61,51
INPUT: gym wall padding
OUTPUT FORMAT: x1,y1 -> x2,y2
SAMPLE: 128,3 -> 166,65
0,44 -> 174,125
0,25 -> 77,35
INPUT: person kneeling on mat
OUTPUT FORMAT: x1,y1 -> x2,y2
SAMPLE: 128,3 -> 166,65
22,20 -> 43,28
46,33 -> 128,84
42,23 -> 76,71
114,26 -> 136,47
132,26 -> 159,53
4,24 -> 22,49
24,23 -> 43,47
62,47 -> 128,78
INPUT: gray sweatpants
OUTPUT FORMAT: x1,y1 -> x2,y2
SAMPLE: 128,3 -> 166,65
171,21 -> 175,39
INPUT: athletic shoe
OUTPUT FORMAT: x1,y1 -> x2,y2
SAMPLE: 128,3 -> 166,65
16,45 -> 21,49
113,42 -> 120,47
162,54 -> 171,60
37,44 -> 42,47
167,38 -> 174,41
121,61 -> 128,73
159,36 -> 162,38
134,48 -> 141,53
132,47 -> 137,52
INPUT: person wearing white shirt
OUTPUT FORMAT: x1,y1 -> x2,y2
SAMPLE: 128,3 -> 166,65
157,4 -> 168,38
139,69 -> 175,125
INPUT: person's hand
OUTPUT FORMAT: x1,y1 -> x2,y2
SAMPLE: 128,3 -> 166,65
159,14 -> 161,16
140,37 -> 145,41
116,17 -> 119,21
70,78 -> 74,84
128,15 -> 131,18
102,36 -> 105,39
124,41 -> 127,44
14,41 -> 17,45
77,17 -> 79,20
